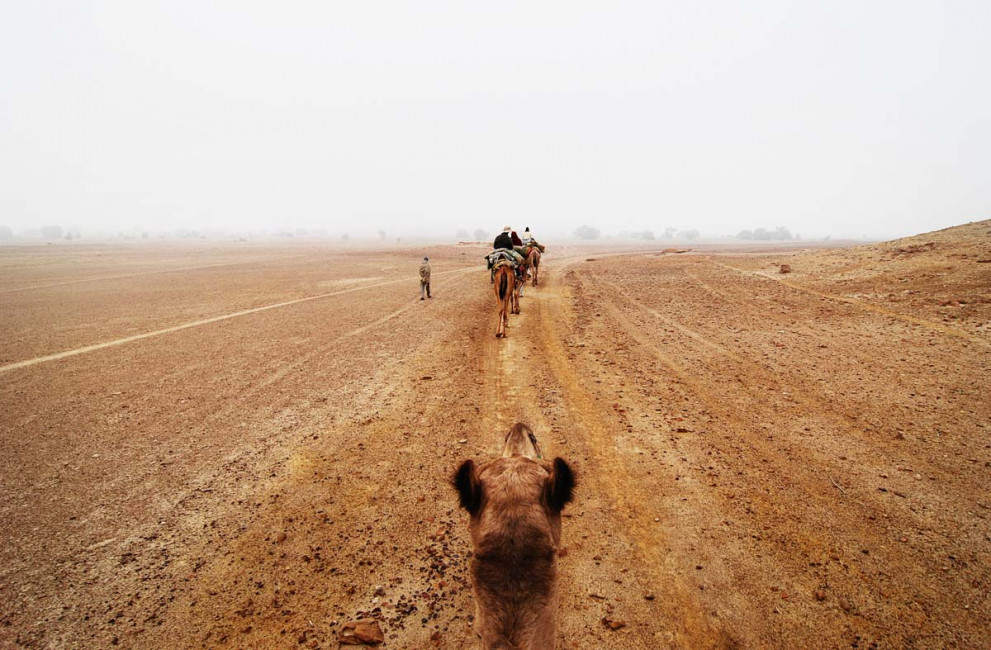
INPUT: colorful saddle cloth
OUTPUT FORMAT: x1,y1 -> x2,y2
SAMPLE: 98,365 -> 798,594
486,249 -> 525,268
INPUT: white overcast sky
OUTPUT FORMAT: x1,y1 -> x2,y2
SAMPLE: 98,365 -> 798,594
2,1 -> 989,239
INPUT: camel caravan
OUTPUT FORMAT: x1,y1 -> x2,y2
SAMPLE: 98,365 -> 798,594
486,227 -> 545,338
453,423 -> 576,649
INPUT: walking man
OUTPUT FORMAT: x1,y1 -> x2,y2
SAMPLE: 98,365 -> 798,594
419,256 -> 432,300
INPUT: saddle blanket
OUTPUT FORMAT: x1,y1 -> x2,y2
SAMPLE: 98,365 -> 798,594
486,249 -> 525,267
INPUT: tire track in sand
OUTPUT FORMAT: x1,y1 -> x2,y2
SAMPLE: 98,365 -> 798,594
0,267 -> 476,374
524,267 -> 733,648
715,263 -> 990,348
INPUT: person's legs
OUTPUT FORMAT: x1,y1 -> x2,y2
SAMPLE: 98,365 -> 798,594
427,282 -> 431,298
420,281 -> 426,300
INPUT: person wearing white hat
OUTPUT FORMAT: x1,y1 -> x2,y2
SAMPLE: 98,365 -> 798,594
493,226 -> 513,251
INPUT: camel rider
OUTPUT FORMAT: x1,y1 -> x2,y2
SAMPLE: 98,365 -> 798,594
521,227 -> 533,246
493,227 -> 513,250
489,227 -> 524,283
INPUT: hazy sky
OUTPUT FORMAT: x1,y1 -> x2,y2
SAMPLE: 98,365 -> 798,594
2,1 -> 989,239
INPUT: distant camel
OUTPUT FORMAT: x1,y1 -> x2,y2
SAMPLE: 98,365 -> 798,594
511,266 -> 522,315
493,262 -> 515,338
526,248 -> 541,286
453,423 -> 576,649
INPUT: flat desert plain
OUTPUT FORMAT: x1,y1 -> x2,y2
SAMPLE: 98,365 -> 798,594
1,222 -> 989,649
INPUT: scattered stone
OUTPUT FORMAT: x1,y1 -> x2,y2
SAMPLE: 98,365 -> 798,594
644,594 -> 656,601
557,547 -> 568,557
275,532 -> 287,544
779,264 -> 791,274
814,589 -> 826,601
373,585 -> 386,597
601,617 -> 627,630
340,619 -> 384,645
458,439 -> 468,444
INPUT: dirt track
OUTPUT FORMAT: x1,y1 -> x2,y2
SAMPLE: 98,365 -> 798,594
1,226 -> 989,648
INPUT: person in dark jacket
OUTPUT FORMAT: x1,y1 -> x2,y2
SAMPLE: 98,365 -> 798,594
493,227 -> 513,250
510,230 -> 523,247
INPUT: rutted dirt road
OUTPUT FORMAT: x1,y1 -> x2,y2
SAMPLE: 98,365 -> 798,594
1,225 -> 989,648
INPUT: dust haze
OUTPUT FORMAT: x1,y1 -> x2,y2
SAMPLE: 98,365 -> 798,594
2,2 -> 989,242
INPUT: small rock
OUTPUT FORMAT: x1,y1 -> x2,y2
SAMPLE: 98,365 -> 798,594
557,547 -> 568,557
458,439 -> 468,444
374,585 -> 386,597
275,532 -> 287,544
644,594 -> 655,601
601,617 -> 627,631
779,264 -> 791,274
340,619 -> 384,645
814,589 -> 826,601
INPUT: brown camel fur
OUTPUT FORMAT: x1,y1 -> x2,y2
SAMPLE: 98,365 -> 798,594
453,424 -> 576,649
493,263 -> 514,338
526,248 -> 541,287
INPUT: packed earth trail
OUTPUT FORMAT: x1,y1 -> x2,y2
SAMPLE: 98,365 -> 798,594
1,226 -> 989,648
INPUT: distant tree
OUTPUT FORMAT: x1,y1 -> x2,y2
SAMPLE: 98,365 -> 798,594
677,229 -> 700,240
772,226 -> 792,241
641,230 -> 655,240
342,233 -> 350,241
662,227 -> 677,239
737,229 -> 753,240
0,225 -> 13,239
41,225 -> 63,239
753,227 -> 771,240
141,231 -> 149,239
377,230 -> 387,241
573,224 -> 600,240
473,228 -> 489,241
294,228 -> 309,237
456,228 -> 470,240
630,231 -> 642,239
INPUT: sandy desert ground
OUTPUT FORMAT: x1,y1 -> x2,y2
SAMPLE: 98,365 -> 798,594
1,223 -> 989,649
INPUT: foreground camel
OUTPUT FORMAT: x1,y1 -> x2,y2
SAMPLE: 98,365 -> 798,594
493,262 -> 515,337
453,423 -> 576,649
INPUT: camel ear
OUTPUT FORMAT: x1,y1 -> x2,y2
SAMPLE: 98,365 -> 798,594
546,458 -> 576,512
453,460 -> 482,515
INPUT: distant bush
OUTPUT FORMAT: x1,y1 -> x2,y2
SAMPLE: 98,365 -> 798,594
641,230 -> 655,240
473,228 -> 489,241
737,229 -> 753,240
41,225 -> 63,239
0,226 -> 13,239
751,226 -> 792,241
456,229 -> 470,240
662,227 -> 676,239
677,229 -> 699,240
574,225 -> 600,240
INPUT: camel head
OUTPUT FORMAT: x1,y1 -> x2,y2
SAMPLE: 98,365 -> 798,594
452,423 -> 576,649
501,421 -> 543,459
